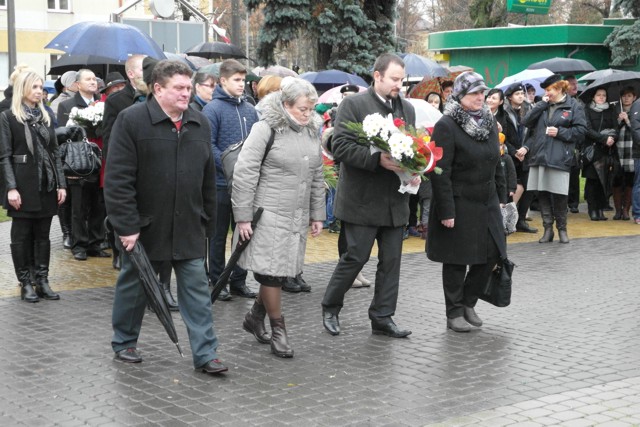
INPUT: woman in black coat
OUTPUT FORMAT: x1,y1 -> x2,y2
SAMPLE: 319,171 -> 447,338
0,69 -> 67,302
427,72 -> 507,333
582,88 -> 618,221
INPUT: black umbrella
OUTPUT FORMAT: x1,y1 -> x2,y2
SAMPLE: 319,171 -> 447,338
527,57 -> 595,75
48,54 -> 126,77
185,41 -> 247,60
105,220 -> 184,357
578,70 -> 640,104
211,208 -> 263,303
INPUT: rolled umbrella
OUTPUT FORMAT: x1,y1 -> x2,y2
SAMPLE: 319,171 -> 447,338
105,219 -> 184,357
211,208 -> 263,303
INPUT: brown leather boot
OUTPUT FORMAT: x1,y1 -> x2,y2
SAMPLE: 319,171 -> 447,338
269,316 -> 293,358
243,300 -> 271,344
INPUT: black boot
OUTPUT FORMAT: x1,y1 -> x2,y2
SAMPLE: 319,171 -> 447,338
588,208 -> 600,221
515,219 -> 538,233
270,316 -> 293,358
553,194 -> 570,244
33,240 -> 60,300
295,273 -> 311,292
58,200 -> 73,249
162,282 -> 179,311
597,209 -> 608,221
537,192 -> 554,243
11,243 -> 39,303
243,299 -> 271,344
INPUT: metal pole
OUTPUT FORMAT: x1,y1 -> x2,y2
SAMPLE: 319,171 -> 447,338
7,0 -> 17,75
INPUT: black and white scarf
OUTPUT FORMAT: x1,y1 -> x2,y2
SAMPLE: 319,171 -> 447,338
23,105 -> 55,192
443,98 -> 494,142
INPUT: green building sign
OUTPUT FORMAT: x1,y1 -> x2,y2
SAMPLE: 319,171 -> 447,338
506,0 -> 552,15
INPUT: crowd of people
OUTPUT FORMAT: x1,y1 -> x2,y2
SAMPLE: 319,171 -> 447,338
1,51 -> 639,376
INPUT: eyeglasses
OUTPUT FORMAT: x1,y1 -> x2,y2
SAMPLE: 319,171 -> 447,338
199,83 -> 215,89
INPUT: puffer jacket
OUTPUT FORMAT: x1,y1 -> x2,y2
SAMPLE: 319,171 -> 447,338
522,95 -> 587,172
202,85 -> 258,187
231,92 -> 326,277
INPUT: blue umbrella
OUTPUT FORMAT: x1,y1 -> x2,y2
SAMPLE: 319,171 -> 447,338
300,69 -> 368,91
398,53 -> 448,78
45,21 -> 166,62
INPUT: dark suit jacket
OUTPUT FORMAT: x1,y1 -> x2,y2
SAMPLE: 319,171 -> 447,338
57,91 -> 99,128
331,87 -> 416,228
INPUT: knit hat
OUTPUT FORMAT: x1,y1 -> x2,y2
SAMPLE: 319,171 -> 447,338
504,83 -> 525,97
452,71 -> 488,100
100,71 -> 126,93
540,74 -> 562,89
60,71 -> 78,88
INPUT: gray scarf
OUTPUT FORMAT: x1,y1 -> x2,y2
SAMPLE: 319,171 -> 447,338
589,101 -> 609,113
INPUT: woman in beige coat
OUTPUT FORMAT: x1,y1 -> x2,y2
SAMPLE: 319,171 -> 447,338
232,77 -> 326,358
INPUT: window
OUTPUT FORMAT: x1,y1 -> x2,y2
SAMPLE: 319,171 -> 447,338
0,0 -> 6,7
48,0 -> 70,11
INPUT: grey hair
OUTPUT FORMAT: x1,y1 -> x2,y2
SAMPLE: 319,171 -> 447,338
280,76 -> 318,105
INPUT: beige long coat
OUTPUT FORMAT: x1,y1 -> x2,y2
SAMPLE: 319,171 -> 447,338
231,92 -> 325,277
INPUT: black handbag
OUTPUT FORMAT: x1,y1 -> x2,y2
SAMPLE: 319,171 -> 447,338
581,143 -> 595,167
57,126 -> 102,177
478,257 -> 515,307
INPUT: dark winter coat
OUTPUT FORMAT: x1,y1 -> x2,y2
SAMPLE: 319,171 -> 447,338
332,87 -> 416,227
202,85 -> 259,187
104,97 -> 217,261
522,96 -> 587,172
630,99 -> 640,159
503,102 -> 531,168
426,113 -> 507,265
582,104 -> 619,179
101,82 -> 135,161
0,109 -> 66,218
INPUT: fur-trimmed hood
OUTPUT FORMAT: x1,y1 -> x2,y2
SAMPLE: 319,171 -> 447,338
257,91 -> 323,137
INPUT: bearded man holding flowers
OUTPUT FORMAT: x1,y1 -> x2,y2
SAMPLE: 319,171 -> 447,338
321,53 -> 416,338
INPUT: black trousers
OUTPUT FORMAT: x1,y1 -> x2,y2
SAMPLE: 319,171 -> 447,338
69,178 -> 105,253
322,222 -> 403,320
568,165 -> 581,209
441,231 -> 500,319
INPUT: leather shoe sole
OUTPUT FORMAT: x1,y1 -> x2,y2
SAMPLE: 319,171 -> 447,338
322,311 -> 340,336
115,348 -> 142,363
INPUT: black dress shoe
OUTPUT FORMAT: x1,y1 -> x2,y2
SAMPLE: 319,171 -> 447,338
282,277 -> 301,293
73,251 -> 87,261
295,273 -> 311,292
371,318 -> 411,338
115,348 -> 142,363
199,359 -> 228,374
230,284 -> 257,298
515,220 -> 538,233
63,234 -> 73,249
569,206 -> 579,214
87,249 -> 111,258
322,310 -> 340,335
112,255 -> 121,270
589,210 -> 600,221
214,287 -> 232,302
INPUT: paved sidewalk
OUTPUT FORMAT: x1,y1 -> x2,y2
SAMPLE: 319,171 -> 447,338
0,215 -> 639,426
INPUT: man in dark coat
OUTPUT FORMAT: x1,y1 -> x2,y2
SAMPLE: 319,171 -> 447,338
56,69 -> 106,261
321,53 -> 416,338
104,60 -> 227,374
